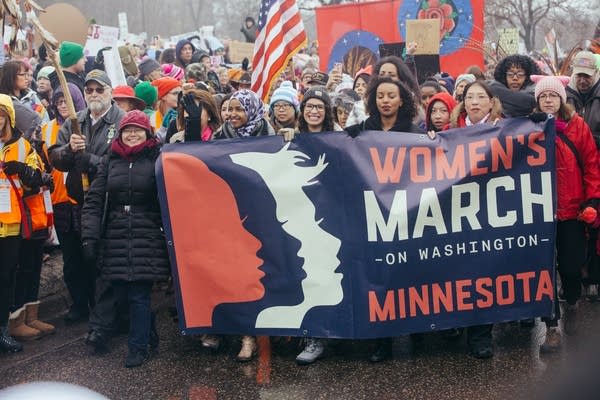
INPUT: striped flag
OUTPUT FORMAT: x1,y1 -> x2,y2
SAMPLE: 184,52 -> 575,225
251,0 -> 307,101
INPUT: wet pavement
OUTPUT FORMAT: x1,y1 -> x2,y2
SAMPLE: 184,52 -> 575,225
1,291 -> 600,400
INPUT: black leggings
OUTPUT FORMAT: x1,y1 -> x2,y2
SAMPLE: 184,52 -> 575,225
0,236 -> 21,323
14,238 -> 45,309
544,219 -> 586,326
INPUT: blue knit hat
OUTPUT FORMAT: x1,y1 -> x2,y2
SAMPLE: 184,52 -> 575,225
269,80 -> 299,112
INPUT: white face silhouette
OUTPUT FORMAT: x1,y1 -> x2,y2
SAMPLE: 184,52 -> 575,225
230,143 -> 343,329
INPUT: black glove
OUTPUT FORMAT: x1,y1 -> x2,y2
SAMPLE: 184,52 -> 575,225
41,172 -> 55,193
82,240 -> 98,264
2,160 -> 25,175
242,57 -> 249,71
74,151 -> 91,170
182,93 -> 202,119
529,112 -> 548,123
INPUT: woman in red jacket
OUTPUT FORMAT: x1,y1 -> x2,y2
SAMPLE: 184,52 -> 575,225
532,75 -> 600,352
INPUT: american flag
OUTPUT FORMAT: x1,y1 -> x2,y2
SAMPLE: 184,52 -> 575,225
251,0 -> 307,101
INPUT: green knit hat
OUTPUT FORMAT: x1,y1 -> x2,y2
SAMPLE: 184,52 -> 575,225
59,41 -> 84,68
135,81 -> 158,108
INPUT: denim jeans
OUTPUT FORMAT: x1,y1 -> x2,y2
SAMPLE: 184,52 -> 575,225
113,281 -> 153,352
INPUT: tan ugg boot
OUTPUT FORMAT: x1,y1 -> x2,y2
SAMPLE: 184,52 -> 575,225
25,301 -> 55,335
9,307 -> 42,341
237,335 -> 257,362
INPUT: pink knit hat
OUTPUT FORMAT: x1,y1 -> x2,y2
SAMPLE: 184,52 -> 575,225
531,75 -> 570,104
161,63 -> 184,81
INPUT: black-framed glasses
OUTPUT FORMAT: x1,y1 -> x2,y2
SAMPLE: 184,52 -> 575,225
305,103 -> 325,112
273,103 -> 292,110
85,86 -> 106,94
506,72 -> 526,79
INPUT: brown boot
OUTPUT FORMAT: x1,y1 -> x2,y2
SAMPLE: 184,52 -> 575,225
237,336 -> 257,362
9,307 -> 42,341
540,326 -> 562,353
25,302 -> 55,336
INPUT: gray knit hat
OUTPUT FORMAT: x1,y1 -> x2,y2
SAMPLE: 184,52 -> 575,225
138,58 -> 161,78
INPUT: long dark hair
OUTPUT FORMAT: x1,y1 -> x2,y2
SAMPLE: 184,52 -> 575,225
366,76 -> 417,127
373,56 -> 420,99
0,60 -> 26,96
298,94 -> 334,133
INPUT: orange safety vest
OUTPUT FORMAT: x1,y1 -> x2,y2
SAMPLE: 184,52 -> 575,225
41,119 -> 73,205
0,137 -> 29,225
23,150 -> 52,233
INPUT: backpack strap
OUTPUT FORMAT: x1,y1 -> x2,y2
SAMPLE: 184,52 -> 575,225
556,131 -> 584,172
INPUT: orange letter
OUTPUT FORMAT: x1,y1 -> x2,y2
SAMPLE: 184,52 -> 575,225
475,277 -> 494,308
468,140 -> 488,176
409,285 -> 430,316
370,147 -> 406,184
535,269 -> 554,301
496,275 -> 515,305
516,271 -> 536,302
436,145 -> 466,180
527,132 -> 546,166
491,137 -> 513,172
432,281 -> 454,313
397,288 -> 407,319
456,279 -> 473,310
369,290 -> 396,322
409,147 -> 432,183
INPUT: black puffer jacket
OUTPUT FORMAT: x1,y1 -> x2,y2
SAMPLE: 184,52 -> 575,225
81,144 -> 169,282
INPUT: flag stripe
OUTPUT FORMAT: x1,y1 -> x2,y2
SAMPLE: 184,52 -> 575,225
251,0 -> 307,101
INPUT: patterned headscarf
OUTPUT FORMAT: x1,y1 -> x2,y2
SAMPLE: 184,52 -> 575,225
230,89 -> 264,137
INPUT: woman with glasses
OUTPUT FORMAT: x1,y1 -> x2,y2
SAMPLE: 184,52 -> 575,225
489,55 -> 540,117
149,77 -> 182,141
0,60 -> 49,125
81,110 -> 169,368
268,81 -> 299,132
530,75 -> 600,352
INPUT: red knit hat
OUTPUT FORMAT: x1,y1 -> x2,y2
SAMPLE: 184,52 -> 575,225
151,77 -> 182,99
119,109 -> 152,136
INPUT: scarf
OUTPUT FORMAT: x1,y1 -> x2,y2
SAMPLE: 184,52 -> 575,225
111,136 -> 159,161
230,89 -> 264,137
555,118 -> 568,134
465,113 -> 490,126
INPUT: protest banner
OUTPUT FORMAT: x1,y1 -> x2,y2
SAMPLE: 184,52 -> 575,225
315,0 -> 484,78
157,118 -> 556,339
406,19 -> 441,55
498,28 -> 520,55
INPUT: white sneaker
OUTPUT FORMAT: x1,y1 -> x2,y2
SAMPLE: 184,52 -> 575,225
296,338 -> 325,365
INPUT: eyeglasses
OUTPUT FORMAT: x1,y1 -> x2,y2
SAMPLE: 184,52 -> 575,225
506,72 -> 526,79
122,128 -> 146,134
305,103 -> 325,112
16,73 -> 28,77
539,92 -> 560,100
273,103 -> 292,110
85,86 -> 106,94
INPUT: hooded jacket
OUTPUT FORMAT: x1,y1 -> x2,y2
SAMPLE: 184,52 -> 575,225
425,92 -> 457,132
175,39 -> 195,69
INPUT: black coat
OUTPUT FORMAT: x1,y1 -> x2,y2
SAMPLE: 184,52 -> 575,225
81,145 -> 169,282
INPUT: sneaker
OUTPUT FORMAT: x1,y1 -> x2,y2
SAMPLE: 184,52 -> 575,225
85,330 -> 109,354
540,326 -> 562,353
125,349 -> 147,368
295,338 -> 325,365
562,302 -> 579,336
200,334 -> 220,350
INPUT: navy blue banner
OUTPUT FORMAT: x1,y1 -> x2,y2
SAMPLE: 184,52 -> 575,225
156,117 -> 556,338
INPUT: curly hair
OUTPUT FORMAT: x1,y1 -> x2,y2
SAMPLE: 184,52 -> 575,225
493,55 -> 541,89
373,56 -> 420,99
298,91 -> 334,132
366,76 -> 417,125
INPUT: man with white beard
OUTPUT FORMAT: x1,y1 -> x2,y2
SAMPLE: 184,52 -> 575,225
49,70 -> 125,350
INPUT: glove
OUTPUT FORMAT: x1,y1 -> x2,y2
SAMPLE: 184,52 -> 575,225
2,160 -> 25,176
182,93 -> 202,119
242,57 -> 249,71
74,151 -> 91,170
529,112 -> 548,123
82,240 -> 98,264
41,172 -> 55,193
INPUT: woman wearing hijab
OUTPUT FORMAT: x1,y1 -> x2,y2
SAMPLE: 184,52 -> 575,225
215,89 -> 274,139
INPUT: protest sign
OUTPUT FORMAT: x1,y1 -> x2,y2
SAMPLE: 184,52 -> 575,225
85,25 -> 120,57
157,119 -> 556,338
498,28 -> 519,55
229,40 -> 255,63
406,19 -> 441,55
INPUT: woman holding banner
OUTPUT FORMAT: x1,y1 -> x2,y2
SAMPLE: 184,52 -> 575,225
345,76 -> 423,362
531,75 -> 600,352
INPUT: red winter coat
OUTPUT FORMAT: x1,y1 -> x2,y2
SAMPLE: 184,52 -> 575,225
556,113 -> 600,220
